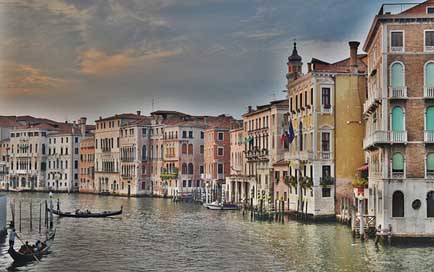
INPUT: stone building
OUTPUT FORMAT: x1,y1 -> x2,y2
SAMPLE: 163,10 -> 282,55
242,99 -> 289,206
363,0 -> 434,236
79,134 -> 95,193
0,139 -> 10,190
284,41 -> 367,218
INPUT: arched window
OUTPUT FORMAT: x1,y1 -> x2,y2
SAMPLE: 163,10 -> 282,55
427,153 -> 434,176
182,163 -> 187,174
425,62 -> 434,87
392,106 -> 404,131
188,144 -> 193,155
426,106 -> 434,131
160,144 -> 163,158
299,121 -> 303,151
188,163 -> 194,175
182,144 -> 187,154
142,145 -> 146,160
392,153 -> 404,174
42,144 -> 46,155
427,191 -> 434,217
392,191 -> 404,217
391,62 -> 404,87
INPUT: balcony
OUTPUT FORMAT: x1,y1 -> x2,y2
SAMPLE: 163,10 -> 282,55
363,88 -> 381,115
390,130 -> 407,143
389,86 -> 407,99
363,130 -> 389,149
425,131 -> 434,143
321,105 -> 332,114
391,171 -> 405,180
424,86 -> 434,99
320,151 -> 332,160
284,150 -> 314,161
320,176 -> 335,186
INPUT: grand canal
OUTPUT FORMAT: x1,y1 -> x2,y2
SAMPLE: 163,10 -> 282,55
0,192 -> 433,271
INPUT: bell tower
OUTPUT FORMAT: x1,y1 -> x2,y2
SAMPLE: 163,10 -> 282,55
286,41 -> 303,83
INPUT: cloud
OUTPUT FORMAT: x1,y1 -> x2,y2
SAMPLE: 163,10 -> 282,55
0,61 -> 70,96
79,47 -> 181,76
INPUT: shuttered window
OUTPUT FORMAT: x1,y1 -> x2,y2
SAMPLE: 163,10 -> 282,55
391,32 -> 403,47
392,153 -> 404,172
427,107 -> 434,131
391,63 -> 404,87
426,31 -> 434,47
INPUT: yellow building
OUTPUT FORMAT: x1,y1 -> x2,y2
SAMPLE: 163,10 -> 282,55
282,42 -> 367,219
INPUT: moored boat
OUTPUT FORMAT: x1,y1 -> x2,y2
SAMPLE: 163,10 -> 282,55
8,230 -> 56,263
48,207 -> 122,218
206,201 -> 240,210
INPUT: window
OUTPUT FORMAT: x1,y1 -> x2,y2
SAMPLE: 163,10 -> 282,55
322,165 -> 331,177
290,97 -> 293,112
427,153 -> 434,177
321,132 -> 330,152
182,131 -> 187,138
321,88 -> 331,109
427,6 -> 434,14
427,191 -> 434,217
218,132 -> 224,141
200,145 -> 204,154
217,163 -> 223,174
74,160 -> 78,169
391,62 -> 404,88
188,163 -> 193,175
188,131 -> 193,138
426,31 -> 434,51
217,147 -> 224,156
200,131 -> 204,139
182,163 -> 187,174
322,187 -> 331,197
200,165 -> 204,174
391,106 -> 404,131
142,145 -> 147,160
182,144 -> 187,154
392,191 -> 404,217
390,31 -> 404,51
392,153 -> 404,174
427,106 -> 434,131
426,62 -> 434,88
188,144 -> 193,155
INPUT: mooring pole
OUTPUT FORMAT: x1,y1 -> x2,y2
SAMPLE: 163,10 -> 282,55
39,202 -> 42,233
30,200 -> 33,231
19,200 -> 22,232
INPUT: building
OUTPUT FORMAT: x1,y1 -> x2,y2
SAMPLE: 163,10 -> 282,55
284,41 -> 367,219
119,117 -> 152,196
226,127 -> 255,204
363,1 -> 434,236
0,139 -> 10,190
94,112 -> 144,195
242,99 -> 289,206
79,134 -> 95,193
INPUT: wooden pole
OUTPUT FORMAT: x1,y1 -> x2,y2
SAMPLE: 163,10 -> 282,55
30,200 -> 32,231
39,202 -> 42,233
19,200 -> 21,232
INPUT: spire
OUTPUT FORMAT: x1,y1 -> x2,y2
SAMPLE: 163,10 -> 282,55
288,41 -> 302,62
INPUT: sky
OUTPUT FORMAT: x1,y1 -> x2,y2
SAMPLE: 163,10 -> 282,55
0,0 -> 412,123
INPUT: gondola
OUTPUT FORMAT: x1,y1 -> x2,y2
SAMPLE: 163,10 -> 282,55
206,201 -> 240,210
8,229 -> 56,263
48,207 -> 123,218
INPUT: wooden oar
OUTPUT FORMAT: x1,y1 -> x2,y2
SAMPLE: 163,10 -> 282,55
16,236 -> 40,262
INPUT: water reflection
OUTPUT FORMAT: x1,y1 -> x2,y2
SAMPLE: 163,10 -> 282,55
0,192 -> 433,271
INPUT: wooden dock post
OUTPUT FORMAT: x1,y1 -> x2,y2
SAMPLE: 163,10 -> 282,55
30,200 -> 32,231
39,202 -> 42,233
19,200 -> 21,232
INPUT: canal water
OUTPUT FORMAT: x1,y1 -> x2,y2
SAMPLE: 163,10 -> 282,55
0,192 -> 433,271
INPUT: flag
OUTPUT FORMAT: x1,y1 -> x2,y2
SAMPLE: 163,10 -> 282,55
280,125 -> 286,145
288,119 -> 295,144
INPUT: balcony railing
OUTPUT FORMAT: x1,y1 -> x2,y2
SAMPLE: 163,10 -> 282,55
320,151 -> 332,160
320,176 -> 335,186
426,171 -> 434,179
389,86 -> 407,99
425,131 -> 434,143
390,130 -> 407,143
363,130 -> 390,149
284,150 -> 314,161
391,171 -> 405,179
363,88 -> 381,115
424,86 -> 434,99
321,105 -> 332,114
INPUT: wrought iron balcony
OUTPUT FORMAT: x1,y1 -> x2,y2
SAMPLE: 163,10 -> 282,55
363,88 -> 381,115
390,130 -> 407,143
425,131 -> 434,143
424,87 -> 434,99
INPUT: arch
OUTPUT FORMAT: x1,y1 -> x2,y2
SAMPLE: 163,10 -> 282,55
391,106 -> 404,131
181,163 -> 187,174
392,190 -> 404,217
428,191 -> 434,217
390,61 -> 405,87
426,106 -> 434,131
425,61 -> 434,87
392,152 -> 405,173
188,163 -> 194,175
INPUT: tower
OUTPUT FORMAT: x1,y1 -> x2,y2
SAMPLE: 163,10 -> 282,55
286,41 -> 303,83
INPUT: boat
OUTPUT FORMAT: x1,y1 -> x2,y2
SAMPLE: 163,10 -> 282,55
8,229 -> 56,262
48,207 -> 123,218
206,201 -> 240,210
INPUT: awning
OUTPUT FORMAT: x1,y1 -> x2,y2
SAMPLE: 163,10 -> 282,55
357,164 -> 368,171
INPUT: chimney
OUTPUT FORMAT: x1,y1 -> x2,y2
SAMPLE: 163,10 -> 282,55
79,117 -> 87,136
307,63 -> 312,73
349,41 -> 360,72
248,106 -> 252,113
136,110 -> 141,116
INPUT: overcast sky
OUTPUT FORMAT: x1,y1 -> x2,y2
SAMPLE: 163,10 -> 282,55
0,0 -> 411,123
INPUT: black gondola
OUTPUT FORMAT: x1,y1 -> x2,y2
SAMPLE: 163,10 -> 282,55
48,207 -> 122,218
8,230 -> 56,263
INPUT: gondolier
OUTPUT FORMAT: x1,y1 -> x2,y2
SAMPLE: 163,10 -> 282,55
9,228 -> 18,248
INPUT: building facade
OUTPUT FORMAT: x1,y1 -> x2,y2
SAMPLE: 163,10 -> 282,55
363,1 -> 434,236
79,134 -> 95,193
